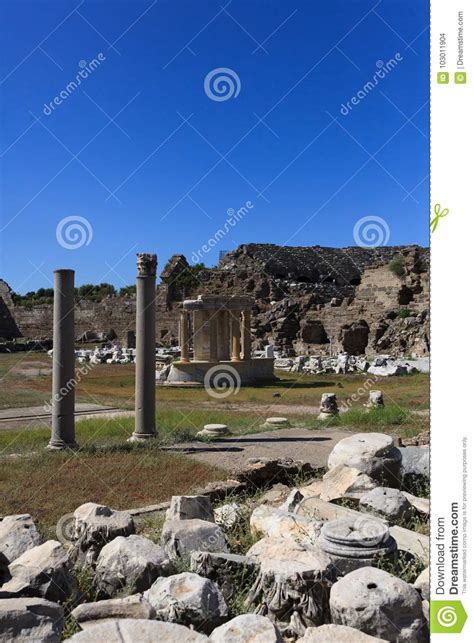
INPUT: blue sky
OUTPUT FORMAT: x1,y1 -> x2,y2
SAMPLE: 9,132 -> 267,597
0,0 -> 429,293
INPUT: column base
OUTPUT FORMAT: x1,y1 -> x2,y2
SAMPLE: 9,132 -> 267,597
46,441 -> 79,451
128,432 -> 157,443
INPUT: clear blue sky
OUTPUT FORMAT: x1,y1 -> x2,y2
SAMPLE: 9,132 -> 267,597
0,0 -> 429,293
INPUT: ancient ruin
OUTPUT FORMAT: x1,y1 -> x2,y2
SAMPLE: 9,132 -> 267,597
165,295 -> 275,386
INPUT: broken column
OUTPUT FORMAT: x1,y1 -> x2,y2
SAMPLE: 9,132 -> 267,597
319,393 -> 339,419
48,269 -> 77,450
130,253 -> 157,442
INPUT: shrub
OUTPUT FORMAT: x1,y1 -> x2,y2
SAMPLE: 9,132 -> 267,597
398,308 -> 416,318
388,256 -> 405,277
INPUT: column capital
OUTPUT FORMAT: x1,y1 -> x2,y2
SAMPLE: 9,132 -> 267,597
136,253 -> 157,277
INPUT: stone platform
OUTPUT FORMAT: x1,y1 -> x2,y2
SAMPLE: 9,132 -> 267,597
164,358 -> 276,386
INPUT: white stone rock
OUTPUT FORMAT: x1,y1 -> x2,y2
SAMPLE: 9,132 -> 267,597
330,567 -> 427,642
73,503 -> 135,559
414,568 -> 429,601
1,540 -> 77,603
71,594 -> 155,629
144,572 -> 227,633
319,393 -> 339,419
279,488 -> 304,513
365,390 -> 384,409
166,496 -> 215,523
318,465 -> 377,502
250,505 -> 321,546
400,447 -> 429,478
214,503 -> 241,529
94,535 -> 172,596
197,425 -> 230,438
161,519 -> 228,561
209,613 -> 282,642
327,433 -> 402,486
0,597 -> 63,642
360,487 -> 413,522
300,624 -> 385,642
67,619 -> 209,642
262,417 -> 290,428
0,514 -> 43,564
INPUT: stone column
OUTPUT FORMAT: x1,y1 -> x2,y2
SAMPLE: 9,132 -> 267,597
130,253 -> 157,442
48,269 -> 77,450
230,310 -> 241,361
241,310 -> 252,360
209,312 -> 218,362
193,309 -> 208,361
180,310 -> 190,362
216,309 -> 230,361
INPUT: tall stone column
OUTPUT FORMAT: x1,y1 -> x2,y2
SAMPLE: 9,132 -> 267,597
48,269 -> 77,450
217,309 -> 230,361
130,253 -> 157,442
209,312 -> 218,362
193,309 -> 208,361
241,309 -> 252,360
231,311 -> 241,361
180,310 -> 190,362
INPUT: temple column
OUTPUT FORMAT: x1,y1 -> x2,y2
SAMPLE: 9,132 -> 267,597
180,310 -> 190,362
231,310 -> 241,361
216,310 -> 230,361
242,309 -> 252,360
209,312 -> 218,362
48,269 -> 77,450
130,253 -> 157,442
193,309 -> 208,360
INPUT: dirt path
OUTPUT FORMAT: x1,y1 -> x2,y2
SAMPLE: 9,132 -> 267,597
166,427 -> 353,471
0,404 -> 133,430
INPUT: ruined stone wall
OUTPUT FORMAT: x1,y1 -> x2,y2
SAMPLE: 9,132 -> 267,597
0,244 -> 429,356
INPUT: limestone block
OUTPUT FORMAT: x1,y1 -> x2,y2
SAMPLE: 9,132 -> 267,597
0,597 -> 63,642
209,613 -> 282,642
360,487 -> 414,522
161,520 -> 228,561
330,567 -> 427,642
0,514 -> 43,565
73,503 -> 135,560
214,503 -> 241,529
67,619 -> 209,642
318,465 -> 377,501
414,568 -> 429,601
94,535 -> 172,596
300,624 -> 386,642
71,594 -> 155,629
250,505 -> 321,546
144,572 -> 227,634
166,496 -> 215,523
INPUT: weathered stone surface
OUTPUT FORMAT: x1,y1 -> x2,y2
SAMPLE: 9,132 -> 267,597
144,572 -> 227,633
190,551 -> 256,601
214,503 -> 241,529
246,537 -> 336,637
250,505 -> 321,546
73,503 -> 135,560
318,465 -> 377,502
400,447 -> 430,478
366,390 -> 384,409
166,496 -> 215,523
161,520 -> 228,561
330,567 -> 427,642
0,597 -> 63,642
67,619 -> 209,641
71,594 -> 155,629
257,483 -> 291,507
234,458 -> 314,487
279,488 -> 304,512
360,487 -> 413,522
319,393 -> 338,418
402,492 -> 429,515
1,540 -> 77,603
94,535 -> 172,596
327,433 -> 402,486
319,518 -> 397,574
300,624 -> 385,641
209,613 -> 282,642
0,515 -> 43,565
414,568 -> 429,601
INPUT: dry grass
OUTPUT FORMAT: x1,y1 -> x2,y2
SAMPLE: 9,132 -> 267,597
0,444 -> 225,530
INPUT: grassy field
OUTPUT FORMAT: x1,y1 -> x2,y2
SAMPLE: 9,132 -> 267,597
0,352 -> 429,531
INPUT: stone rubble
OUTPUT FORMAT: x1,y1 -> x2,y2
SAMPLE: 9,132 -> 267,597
209,613 -> 282,642
0,514 -> 43,565
0,597 -> 64,643
166,496 -> 215,523
71,594 -> 155,629
359,487 -> 414,522
73,503 -> 135,562
68,619 -> 209,642
161,519 -> 228,561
